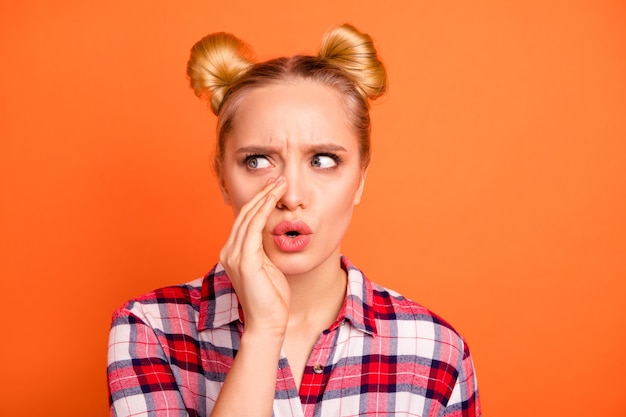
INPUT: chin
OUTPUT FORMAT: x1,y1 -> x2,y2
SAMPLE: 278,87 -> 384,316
267,249 -> 338,278
268,252 -> 313,276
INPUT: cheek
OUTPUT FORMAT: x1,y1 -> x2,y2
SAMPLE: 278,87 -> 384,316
321,174 -> 362,212
229,185 -> 256,214
224,175 -> 268,215
220,156 -> 257,213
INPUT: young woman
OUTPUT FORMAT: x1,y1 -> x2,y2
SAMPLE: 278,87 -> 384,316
107,24 -> 481,417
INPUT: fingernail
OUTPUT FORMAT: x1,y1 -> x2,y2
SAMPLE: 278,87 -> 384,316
275,176 -> 284,184
266,177 -> 275,185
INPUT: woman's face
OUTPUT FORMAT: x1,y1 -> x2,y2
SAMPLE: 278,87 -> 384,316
219,80 -> 366,277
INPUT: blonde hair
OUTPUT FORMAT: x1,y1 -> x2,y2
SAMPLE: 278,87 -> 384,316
187,23 -> 387,175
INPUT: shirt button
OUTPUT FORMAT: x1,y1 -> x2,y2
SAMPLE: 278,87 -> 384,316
313,364 -> 324,374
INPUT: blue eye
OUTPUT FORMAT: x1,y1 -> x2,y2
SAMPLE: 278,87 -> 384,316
244,155 -> 271,169
311,154 -> 339,169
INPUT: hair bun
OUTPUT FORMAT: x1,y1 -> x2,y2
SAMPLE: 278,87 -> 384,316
319,24 -> 387,101
187,32 -> 254,114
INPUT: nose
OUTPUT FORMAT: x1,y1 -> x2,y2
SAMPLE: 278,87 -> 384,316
276,163 -> 308,210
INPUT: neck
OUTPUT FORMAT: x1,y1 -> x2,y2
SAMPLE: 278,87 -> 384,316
284,251 -> 347,327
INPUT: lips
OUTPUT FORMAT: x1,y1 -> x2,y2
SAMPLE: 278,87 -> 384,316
271,220 -> 312,252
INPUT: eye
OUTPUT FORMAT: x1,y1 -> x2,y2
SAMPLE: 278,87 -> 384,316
244,155 -> 272,170
311,153 -> 340,169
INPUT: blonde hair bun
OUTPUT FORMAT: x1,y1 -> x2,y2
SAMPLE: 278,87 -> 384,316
319,23 -> 387,101
187,32 -> 254,114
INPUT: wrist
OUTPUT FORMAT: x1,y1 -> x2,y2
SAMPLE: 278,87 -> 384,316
241,326 -> 285,346
238,330 -> 284,363
242,315 -> 288,339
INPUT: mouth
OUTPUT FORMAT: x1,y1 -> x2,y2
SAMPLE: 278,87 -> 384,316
272,220 -> 312,237
271,221 -> 312,252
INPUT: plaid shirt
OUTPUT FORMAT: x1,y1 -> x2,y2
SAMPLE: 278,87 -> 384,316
108,257 -> 481,416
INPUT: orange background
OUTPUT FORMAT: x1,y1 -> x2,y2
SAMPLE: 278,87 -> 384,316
1,1 -> 625,416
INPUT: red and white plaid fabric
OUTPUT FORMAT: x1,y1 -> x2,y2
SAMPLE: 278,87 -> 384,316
108,257 -> 481,416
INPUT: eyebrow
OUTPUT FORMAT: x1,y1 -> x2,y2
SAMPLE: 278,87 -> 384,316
235,146 -> 279,154
235,143 -> 348,154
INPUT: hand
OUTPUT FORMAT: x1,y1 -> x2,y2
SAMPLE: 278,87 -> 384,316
219,176 -> 290,338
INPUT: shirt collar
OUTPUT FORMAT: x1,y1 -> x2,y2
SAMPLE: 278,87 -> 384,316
198,263 -> 242,332
198,256 -> 378,336
339,256 -> 378,336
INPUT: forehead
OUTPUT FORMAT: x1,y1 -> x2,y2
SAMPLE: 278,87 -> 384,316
226,80 -> 357,149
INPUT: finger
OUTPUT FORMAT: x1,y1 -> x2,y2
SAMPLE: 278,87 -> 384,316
229,177 -> 284,250
221,178 -> 285,273
240,182 -> 287,258
223,177 -> 282,250
232,178 -> 287,257
228,177 -> 277,238
221,179 -> 287,294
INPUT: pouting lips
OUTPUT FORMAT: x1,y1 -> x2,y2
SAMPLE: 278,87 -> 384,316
272,220 -> 312,237
271,221 -> 312,252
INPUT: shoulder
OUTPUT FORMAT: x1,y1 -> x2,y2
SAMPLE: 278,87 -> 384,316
111,276 -> 205,332
369,279 -> 469,360
371,282 -> 481,414
370,280 -> 454,328
342,257 -> 469,357
110,263 -> 237,334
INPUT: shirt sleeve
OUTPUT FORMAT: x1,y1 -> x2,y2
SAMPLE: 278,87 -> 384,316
107,307 -> 190,417
442,339 -> 482,417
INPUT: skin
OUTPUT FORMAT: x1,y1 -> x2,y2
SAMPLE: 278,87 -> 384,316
212,79 -> 367,417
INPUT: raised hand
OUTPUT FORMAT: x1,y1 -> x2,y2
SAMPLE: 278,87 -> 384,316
219,176 -> 290,338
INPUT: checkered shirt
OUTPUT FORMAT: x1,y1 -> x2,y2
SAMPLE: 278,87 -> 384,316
108,257 -> 481,416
